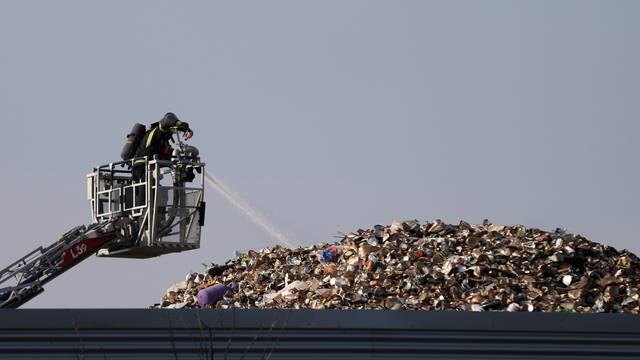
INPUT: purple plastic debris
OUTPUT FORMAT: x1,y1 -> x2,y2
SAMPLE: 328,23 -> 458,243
197,284 -> 230,307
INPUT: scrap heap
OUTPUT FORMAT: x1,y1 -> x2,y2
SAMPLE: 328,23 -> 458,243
154,220 -> 640,312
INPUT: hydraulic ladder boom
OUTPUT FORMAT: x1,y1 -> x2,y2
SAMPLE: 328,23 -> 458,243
0,140 -> 205,309
0,222 -> 117,309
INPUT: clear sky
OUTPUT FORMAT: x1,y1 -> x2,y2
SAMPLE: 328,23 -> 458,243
1,1 -> 638,308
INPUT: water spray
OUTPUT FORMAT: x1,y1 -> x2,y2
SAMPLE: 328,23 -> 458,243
203,171 -> 294,248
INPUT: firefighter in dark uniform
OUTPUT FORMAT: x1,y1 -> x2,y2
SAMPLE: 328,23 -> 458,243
132,112 -> 193,181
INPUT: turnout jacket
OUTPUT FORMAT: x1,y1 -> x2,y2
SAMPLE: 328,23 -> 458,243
134,115 -> 191,164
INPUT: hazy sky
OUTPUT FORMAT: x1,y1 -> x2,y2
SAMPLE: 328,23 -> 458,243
1,1 -> 638,308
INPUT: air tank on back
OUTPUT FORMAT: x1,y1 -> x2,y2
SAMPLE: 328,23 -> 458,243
120,123 -> 147,161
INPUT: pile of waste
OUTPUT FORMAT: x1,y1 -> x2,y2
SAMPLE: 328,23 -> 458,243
153,220 -> 640,312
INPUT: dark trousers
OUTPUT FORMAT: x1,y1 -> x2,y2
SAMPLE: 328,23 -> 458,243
126,165 -> 146,209
132,165 -> 145,182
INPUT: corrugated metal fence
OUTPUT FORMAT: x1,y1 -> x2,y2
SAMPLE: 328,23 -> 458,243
1,309 -> 639,359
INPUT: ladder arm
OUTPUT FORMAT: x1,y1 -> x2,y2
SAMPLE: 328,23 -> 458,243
0,222 -> 117,309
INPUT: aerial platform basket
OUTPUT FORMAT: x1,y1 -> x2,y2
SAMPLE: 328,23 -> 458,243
87,154 -> 206,259
0,143 -> 206,309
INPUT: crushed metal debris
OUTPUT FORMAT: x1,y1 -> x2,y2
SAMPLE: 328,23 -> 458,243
153,220 -> 640,312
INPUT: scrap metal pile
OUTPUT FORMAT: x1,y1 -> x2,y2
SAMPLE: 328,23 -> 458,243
154,220 -> 640,312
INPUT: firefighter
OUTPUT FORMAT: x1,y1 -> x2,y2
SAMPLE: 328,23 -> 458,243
132,112 -> 194,181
